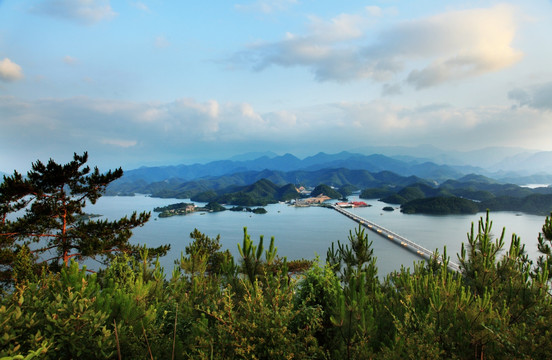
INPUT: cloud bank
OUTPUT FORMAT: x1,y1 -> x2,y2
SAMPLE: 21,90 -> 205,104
233,4 -> 521,87
1,93 -> 551,171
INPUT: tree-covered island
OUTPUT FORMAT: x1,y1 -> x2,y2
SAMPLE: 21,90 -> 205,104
154,202 -> 196,217
154,201 -> 267,217
229,206 -> 268,214
360,175 -> 552,215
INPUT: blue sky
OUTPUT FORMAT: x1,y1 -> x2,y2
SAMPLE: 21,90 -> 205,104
1,0 -> 552,172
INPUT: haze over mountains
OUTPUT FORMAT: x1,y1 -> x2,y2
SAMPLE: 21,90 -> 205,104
118,146 -> 552,186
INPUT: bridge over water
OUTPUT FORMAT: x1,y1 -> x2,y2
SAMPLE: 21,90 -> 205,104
332,205 -> 461,273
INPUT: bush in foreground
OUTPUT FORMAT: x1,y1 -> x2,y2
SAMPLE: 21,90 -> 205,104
2,214 -> 552,359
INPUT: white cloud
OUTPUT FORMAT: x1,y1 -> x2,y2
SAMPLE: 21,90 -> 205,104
307,13 -> 366,42
235,0 -> 298,14
2,94 -> 552,172
101,138 -> 137,147
400,5 -> 522,88
31,0 -> 116,25
233,4 -> 522,87
0,58 -> 23,82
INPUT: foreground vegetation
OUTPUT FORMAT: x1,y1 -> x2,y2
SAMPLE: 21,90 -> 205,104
2,213 -> 552,359
2,154 -> 552,359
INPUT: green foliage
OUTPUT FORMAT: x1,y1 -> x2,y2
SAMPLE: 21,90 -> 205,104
381,211 -> 552,359
379,194 -> 407,205
229,206 -> 267,214
195,276 -> 323,359
107,167 -> 427,199
401,196 -> 480,215
192,179 -> 298,207
338,184 -> 358,198
480,194 -> 552,215
1,262 -> 115,359
11,246 -> 40,286
449,188 -> 495,201
371,176 -> 552,215
359,187 -> 395,199
153,202 -> 193,212
182,229 -> 230,276
380,183 -> 432,205
237,227 -> 278,285
2,213 -> 552,359
0,153 -> 169,287
324,226 -> 383,358
204,201 -> 226,212
311,184 -> 342,199
278,183 -> 302,202
190,190 -> 218,202
536,213 -> 552,279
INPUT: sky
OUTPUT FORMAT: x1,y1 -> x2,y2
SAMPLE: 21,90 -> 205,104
1,0 -> 552,172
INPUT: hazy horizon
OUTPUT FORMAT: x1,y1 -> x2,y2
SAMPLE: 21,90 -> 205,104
2,1 -> 552,172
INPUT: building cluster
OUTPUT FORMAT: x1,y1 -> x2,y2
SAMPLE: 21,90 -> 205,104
294,194 -> 331,207
335,201 -> 369,208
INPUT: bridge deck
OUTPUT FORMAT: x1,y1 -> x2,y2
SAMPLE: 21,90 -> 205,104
332,205 -> 460,272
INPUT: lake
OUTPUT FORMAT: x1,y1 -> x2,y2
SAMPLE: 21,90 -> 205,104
86,195 -> 548,277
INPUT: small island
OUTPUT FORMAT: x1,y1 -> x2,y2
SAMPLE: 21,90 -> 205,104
229,206 -> 267,214
76,213 -> 102,221
154,201 -> 267,217
154,202 -> 196,217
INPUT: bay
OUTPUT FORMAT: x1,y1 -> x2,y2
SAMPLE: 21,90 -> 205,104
86,195 -> 548,277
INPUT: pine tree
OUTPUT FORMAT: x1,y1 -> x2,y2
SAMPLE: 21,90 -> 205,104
0,170 -> 34,284
0,152 -> 169,285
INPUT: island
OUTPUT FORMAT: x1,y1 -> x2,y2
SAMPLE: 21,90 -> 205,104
154,202 -> 196,217
400,196 -> 479,215
153,201 -> 267,217
229,206 -> 267,214
76,213 -> 102,221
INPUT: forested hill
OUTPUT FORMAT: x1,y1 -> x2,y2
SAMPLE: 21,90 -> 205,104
361,174 -> 552,215
190,179 -> 300,206
106,167 -> 430,199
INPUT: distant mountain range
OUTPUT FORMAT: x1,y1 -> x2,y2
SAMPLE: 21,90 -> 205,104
117,149 -> 552,188
98,149 -> 552,215
350,145 -> 550,171
119,151 -> 469,184
107,167 -> 433,199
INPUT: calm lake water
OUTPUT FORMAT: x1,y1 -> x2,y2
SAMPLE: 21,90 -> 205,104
86,195 -> 548,277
